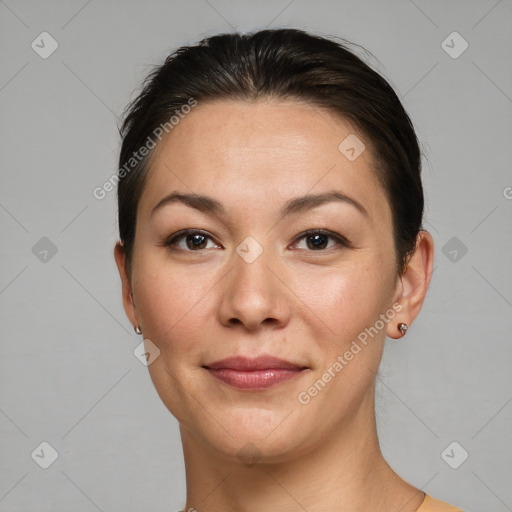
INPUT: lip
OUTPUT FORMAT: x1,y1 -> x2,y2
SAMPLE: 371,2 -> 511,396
203,356 -> 308,390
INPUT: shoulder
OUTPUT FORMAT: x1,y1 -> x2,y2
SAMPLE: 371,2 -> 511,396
417,494 -> 465,512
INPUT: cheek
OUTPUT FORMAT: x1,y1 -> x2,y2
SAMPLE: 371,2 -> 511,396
132,258 -> 214,421
293,260 -> 392,343
292,262 -> 393,411
132,257 -> 206,344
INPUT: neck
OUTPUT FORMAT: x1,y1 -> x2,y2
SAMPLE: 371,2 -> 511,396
179,385 -> 424,512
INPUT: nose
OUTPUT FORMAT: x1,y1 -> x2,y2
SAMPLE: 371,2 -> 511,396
217,245 -> 292,332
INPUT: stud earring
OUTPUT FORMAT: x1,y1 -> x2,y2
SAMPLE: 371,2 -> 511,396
134,325 -> 142,335
398,323 -> 408,336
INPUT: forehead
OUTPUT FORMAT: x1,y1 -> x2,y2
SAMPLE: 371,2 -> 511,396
139,99 -> 390,224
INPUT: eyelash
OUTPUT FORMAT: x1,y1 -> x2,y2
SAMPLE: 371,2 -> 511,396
163,229 -> 351,253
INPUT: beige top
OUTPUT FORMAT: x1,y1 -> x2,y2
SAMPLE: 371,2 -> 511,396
418,494 -> 464,511
178,493 -> 464,511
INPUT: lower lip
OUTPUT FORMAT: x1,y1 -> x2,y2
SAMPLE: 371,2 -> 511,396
206,368 -> 304,390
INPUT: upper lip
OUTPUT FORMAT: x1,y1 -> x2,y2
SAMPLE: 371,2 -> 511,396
204,356 -> 306,371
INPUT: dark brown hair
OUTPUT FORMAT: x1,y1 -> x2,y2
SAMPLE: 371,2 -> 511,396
118,28 -> 423,275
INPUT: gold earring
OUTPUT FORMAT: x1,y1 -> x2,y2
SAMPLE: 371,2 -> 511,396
134,325 -> 142,335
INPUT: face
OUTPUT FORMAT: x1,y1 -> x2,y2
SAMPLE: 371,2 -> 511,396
118,99 -> 406,463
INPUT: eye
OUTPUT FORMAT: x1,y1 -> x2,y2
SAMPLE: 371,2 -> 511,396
164,229 -> 220,251
292,229 -> 350,251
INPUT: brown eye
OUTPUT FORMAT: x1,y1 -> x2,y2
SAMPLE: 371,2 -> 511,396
165,230 -> 219,251
185,233 -> 208,250
305,233 -> 329,250
293,230 -> 350,251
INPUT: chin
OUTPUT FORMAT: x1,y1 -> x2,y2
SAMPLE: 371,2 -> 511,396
182,405 -> 318,466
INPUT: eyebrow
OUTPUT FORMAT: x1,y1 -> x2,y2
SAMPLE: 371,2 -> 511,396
150,190 -> 369,220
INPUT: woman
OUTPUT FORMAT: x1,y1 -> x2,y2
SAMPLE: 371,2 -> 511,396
114,29 -> 463,511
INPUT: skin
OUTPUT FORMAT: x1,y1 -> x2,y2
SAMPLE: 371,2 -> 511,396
115,99 -> 434,512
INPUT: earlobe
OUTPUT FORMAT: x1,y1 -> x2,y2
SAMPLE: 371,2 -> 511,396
114,242 -> 139,330
386,230 -> 434,339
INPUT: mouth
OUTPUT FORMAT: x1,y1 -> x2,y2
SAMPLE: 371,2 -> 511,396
203,355 -> 308,390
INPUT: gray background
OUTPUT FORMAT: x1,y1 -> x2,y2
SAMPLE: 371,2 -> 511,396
1,0 -> 511,511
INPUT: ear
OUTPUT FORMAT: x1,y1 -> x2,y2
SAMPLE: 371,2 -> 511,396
114,242 -> 140,331
386,230 -> 434,339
